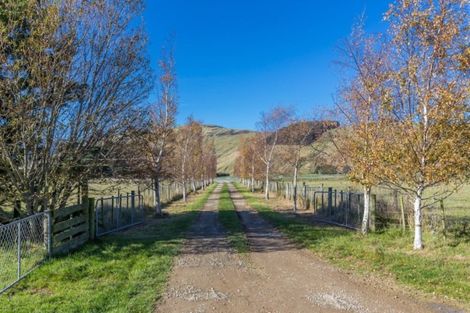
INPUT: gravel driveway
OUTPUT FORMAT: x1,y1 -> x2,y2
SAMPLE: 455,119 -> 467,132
155,184 -> 465,313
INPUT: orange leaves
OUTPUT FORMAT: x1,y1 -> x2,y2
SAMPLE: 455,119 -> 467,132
338,0 -> 469,196
234,135 -> 264,180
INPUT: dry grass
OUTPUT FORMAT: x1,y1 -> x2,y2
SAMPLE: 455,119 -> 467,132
202,125 -> 255,174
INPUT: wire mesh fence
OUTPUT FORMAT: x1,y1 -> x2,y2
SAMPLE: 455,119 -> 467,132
241,179 -> 469,233
139,181 -> 206,209
242,179 -> 365,229
95,193 -> 144,237
0,212 -> 49,294
309,189 -> 365,229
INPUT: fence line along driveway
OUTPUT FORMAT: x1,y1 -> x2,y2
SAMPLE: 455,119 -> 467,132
0,212 -> 48,294
0,182 -> 209,296
95,192 -> 145,237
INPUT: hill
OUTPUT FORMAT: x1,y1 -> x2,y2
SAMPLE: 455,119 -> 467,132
202,123 -> 341,176
271,120 -> 339,145
202,125 -> 256,174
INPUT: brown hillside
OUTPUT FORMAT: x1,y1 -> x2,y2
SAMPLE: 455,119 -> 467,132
272,120 -> 339,145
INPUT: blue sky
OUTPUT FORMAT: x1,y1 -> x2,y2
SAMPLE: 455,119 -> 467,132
143,1 -> 390,130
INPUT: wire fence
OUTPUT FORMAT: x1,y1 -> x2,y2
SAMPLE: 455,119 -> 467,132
139,181 -> 207,209
95,193 -> 144,237
241,179 -> 470,233
0,181 -> 209,295
309,189 -> 365,229
0,212 -> 49,294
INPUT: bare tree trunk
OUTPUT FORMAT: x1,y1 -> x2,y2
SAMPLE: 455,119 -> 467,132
413,187 -> 424,249
265,163 -> 270,200
250,161 -> 255,192
154,177 -> 162,215
293,166 -> 298,212
361,186 -> 371,234
182,182 -> 187,202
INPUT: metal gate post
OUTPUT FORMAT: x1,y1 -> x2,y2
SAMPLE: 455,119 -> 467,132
131,191 -> 135,224
17,223 -> 21,279
117,195 -> 121,228
45,210 -> 53,256
111,196 -> 115,229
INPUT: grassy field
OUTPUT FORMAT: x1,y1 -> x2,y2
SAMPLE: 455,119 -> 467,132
235,183 -> 470,309
0,184 -> 216,313
217,184 -> 249,253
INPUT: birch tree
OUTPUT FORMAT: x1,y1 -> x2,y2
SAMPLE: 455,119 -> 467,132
174,118 -> 203,202
378,0 -> 469,249
201,140 -> 218,186
256,107 -> 290,200
334,21 -> 389,234
279,119 -> 317,212
188,125 -> 203,193
234,136 -> 264,192
134,43 -> 177,215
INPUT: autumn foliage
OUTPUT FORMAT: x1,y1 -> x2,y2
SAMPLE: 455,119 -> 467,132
335,0 -> 469,248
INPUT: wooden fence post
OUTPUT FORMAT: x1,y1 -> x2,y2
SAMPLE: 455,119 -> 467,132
81,195 -> 91,240
400,196 -> 406,232
370,194 -> 376,232
327,187 -> 333,216
334,189 -> 337,209
357,194 -> 361,222
347,187 -> 351,211
131,191 -> 136,223
340,190 -> 344,209
303,183 -> 308,210
440,199 -> 446,240
88,198 -> 96,240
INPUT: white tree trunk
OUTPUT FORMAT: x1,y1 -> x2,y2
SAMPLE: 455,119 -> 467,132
265,163 -> 270,200
413,188 -> 424,250
182,182 -> 187,202
293,167 -> 298,212
251,163 -> 255,193
361,186 -> 371,234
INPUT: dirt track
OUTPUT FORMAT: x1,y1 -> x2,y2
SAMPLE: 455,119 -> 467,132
155,184 -> 465,313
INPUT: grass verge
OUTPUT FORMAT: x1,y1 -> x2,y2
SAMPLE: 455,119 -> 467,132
0,184 -> 217,313
234,183 -> 470,308
218,184 -> 249,253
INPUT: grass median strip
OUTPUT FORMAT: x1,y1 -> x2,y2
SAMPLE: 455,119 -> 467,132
234,183 -> 470,308
218,184 -> 249,253
0,184 -> 217,313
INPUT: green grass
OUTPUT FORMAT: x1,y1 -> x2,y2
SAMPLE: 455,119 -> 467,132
0,184 -> 217,313
217,184 -> 249,253
234,183 -> 470,308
